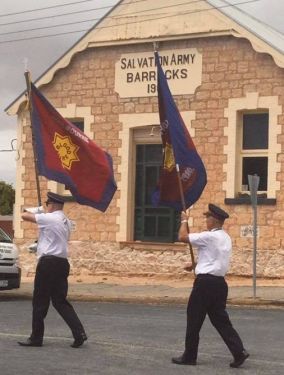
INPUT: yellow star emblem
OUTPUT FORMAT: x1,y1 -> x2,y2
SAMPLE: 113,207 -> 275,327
52,132 -> 80,170
163,143 -> 175,172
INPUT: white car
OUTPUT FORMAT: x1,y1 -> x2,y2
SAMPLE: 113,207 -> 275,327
0,227 -> 21,290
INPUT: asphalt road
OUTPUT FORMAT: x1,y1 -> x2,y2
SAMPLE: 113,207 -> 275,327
0,299 -> 283,374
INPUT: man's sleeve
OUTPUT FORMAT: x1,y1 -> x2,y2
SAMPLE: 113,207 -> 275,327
35,213 -> 53,228
189,232 -> 209,247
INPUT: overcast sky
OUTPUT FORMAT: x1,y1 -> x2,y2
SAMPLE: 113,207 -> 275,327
0,0 -> 283,186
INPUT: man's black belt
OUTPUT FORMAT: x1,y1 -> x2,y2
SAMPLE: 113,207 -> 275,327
40,255 -> 67,261
197,273 -> 224,279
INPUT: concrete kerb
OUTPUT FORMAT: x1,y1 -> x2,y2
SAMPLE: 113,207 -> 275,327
1,293 -> 284,309
1,282 -> 284,309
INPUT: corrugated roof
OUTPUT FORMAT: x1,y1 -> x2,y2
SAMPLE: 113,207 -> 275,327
207,0 -> 284,54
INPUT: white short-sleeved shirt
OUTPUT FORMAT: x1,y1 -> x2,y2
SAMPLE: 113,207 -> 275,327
35,210 -> 72,259
189,228 -> 232,276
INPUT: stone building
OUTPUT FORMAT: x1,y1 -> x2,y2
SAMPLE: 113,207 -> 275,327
5,0 -> 284,278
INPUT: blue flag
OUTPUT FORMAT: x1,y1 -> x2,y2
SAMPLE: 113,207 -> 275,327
152,51 -> 207,211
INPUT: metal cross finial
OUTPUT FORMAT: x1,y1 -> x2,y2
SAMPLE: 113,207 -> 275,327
23,57 -> 28,72
153,42 -> 159,52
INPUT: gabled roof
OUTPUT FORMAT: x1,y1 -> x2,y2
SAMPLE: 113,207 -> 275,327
207,0 -> 284,54
6,0 -> 284,115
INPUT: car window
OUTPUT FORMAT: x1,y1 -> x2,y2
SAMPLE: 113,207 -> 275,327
0,228 -> 12,243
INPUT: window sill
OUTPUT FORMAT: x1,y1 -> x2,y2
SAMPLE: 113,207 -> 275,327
119,241 -> 186,252
225,197 -> 276,205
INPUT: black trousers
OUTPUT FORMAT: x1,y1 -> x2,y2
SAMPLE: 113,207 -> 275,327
31,256 -> 85,341
184,274 -> 244,360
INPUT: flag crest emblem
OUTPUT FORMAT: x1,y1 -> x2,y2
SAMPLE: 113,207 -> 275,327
164,143 -> 175,172
52,132 -> 80,170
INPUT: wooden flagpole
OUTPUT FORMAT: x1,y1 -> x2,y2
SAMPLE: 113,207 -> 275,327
24,71 -> 42,206
176,164 -> 196,272
153,43 -> 195,273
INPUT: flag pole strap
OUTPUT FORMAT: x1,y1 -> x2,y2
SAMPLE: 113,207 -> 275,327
176,164 -> 196,273
24,71 -> 42,206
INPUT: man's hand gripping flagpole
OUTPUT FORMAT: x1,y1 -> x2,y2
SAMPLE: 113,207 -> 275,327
176,164 -> 196,274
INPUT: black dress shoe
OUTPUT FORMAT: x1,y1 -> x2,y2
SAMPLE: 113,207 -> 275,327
230,350 -> 249,368
172,355 -> 197,365
18,338 -> 42,347
71,332 -> 87,348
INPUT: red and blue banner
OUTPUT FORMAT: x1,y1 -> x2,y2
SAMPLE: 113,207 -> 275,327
30,83 -> 117,212
152,52 -> 207,211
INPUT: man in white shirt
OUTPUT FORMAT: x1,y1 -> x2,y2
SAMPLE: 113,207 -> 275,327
172,204 -> 249,368
18,192 -> 87,348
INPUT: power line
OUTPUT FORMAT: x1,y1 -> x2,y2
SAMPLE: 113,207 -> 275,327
0,4 -> 113,27
222,0 -> 282,33
0,0 -> 207,36
0,19 -> 96,37
0,0 -> 113,18
0,0 -> 149,26
0,29 -> 86,45
0,139 -> 17,152
111,0 -> 260,19
0,0 -> 264,45
0,0 -> 259,27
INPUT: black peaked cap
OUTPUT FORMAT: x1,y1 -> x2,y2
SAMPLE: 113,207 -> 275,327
204,203 -> 229,221
47,192 -> 66,204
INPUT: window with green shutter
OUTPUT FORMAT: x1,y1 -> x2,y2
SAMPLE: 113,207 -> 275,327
134,144 -> 179,243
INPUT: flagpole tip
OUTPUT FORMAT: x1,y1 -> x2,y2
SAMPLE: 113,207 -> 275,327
23,57 -> 29,72
153,42 -> 159,52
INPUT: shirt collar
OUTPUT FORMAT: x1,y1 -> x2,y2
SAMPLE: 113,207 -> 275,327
211,227 -> 223,232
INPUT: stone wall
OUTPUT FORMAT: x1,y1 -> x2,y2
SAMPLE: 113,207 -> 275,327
18,240 -> 284,279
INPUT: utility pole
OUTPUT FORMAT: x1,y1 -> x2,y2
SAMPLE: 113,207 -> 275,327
248,174 -> 260,299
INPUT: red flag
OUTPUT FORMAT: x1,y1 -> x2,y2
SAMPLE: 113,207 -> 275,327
30,83 -> 117,212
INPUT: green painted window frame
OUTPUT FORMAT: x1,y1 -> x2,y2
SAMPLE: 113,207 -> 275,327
134,144 -> 179,243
